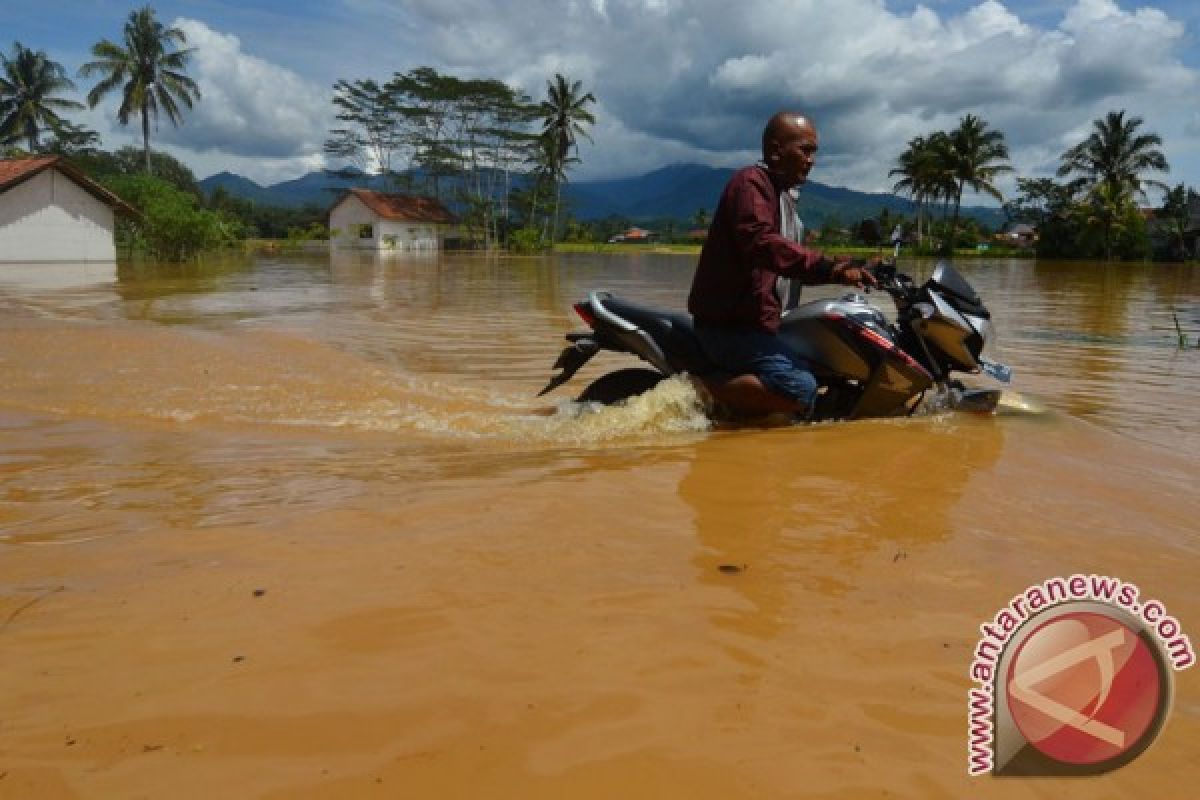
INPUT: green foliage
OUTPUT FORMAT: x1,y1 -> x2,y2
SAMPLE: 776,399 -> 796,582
507,226 -> 546,253
72,145 -> 200,196
101,173 -> 236,260
1010,176 -> 1151,261
890,115 -> 1011,252
1057,110 -> 1169,201
1155,184 -> 1194,261
816,213 -> 851,246
43,120 -> 101,155
282,222 -> 330,245
997,111 -> 1177,262
0,41 -> 84,151
1068,186 -> 1149,261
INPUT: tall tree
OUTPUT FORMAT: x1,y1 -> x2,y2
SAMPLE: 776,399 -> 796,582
80,6 -> 200,173
324,78 -> 407,183
939,114 -> 1012,253
0,42 -> 84,151
1158,183 -> 1194,261
539,73 -> 595,243
1057,110 -> 1169,201
43,120 -> 102,155
890,134 -> 951,248
1071,181 -> 1140,261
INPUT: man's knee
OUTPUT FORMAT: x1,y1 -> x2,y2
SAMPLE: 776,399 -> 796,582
754,357 -> 818,414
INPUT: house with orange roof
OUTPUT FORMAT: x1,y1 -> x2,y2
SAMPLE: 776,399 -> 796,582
606,227 -> 657,243
328,188 -> 458,252
0,156 -> 135,263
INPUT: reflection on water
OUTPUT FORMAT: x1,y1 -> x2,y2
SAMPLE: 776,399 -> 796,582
1,252 -> 1198,798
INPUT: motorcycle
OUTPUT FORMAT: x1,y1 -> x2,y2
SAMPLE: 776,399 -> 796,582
538,260 -> 1012,421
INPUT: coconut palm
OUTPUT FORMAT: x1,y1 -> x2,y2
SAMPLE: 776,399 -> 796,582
80,6 -> 200,173
939,114 -> 1012,253
0,42 -> 84,151
1071,181 -> 1138,261
1057,110 -> 1169,201
539,73 -> 595,243
890,134 -> 951,248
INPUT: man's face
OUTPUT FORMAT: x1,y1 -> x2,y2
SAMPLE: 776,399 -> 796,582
768,120 -> 819,188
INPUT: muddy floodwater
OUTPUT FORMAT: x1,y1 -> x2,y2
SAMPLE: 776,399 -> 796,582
2,252 -> 1198,798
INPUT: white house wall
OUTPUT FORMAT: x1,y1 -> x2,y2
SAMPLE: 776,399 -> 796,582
379,219 -> 440,251
330,194 -> 451,251
0,170 -> 116,262
329,195 -> 380,250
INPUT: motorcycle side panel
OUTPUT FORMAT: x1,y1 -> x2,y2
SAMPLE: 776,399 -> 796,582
778,300 -> 872,380
918,293 -> 980,371
851,351 -> 935,418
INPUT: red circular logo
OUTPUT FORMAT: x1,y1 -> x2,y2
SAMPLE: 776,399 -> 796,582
1005,611 -> 1163,765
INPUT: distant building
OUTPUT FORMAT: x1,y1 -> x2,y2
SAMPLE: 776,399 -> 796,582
996,223 -> 1037,248
329,189 -> 458,252
0,156 -> 134,263
607,227 -> 657,243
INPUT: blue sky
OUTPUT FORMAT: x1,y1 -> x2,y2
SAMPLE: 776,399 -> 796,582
5,0 -> 1199,204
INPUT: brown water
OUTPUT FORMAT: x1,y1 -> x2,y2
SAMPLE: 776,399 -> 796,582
1,253 -> 1198,798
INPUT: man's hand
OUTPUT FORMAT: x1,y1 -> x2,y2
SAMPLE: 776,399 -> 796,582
831,258 -> 880,289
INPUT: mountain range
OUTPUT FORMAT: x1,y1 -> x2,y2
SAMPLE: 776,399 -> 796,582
198,163 -> 1006,229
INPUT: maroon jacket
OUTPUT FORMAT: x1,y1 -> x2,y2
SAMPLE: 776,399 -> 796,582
687,165 -> 832,332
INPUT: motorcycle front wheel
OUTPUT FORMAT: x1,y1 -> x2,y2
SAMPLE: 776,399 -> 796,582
577,368 -> 665,405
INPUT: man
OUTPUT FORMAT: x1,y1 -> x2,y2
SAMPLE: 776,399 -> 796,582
688,111 -> 876,418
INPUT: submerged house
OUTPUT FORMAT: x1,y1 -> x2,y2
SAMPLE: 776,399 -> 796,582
328,189 -> 458,252
996,223 -> 1037,249
0,156 -> 134,263
607,227 -> 657,243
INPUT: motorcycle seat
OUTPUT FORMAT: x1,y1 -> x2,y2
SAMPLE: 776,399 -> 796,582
600,295 -> 714,374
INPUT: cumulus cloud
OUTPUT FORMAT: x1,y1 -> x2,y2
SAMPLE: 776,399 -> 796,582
66,1 -> 1200,193
153,18 -> 331,161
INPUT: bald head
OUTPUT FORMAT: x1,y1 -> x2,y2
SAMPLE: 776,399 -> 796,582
762,112 -> 815,157
762,112 -> 819,188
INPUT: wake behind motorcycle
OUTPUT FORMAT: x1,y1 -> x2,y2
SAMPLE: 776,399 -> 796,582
539,261 -> 1012,422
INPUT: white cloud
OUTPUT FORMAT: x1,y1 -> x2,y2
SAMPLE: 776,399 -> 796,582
53,1 -> 1200,194
154,19 -> 331,164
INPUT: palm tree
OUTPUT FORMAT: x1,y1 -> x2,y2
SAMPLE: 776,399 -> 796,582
80,6 -> 200,173
1057,110 -> 1169,201
939,114 -> 1012,253
0,42 -> 84,152
1071,181 -> 1136,261
890,135 -> 951,248
539,73 -> 595,243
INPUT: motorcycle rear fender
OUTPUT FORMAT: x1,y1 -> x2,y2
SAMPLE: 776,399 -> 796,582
538,336 -> 600,396
538,322 -> 673,396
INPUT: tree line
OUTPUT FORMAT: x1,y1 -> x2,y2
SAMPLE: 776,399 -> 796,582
323,67 -> 595,249
890,109 -> 1188,261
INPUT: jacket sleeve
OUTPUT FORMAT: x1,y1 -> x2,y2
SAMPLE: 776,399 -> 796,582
729,170 -> 833,282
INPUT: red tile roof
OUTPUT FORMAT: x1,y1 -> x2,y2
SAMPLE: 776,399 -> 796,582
335,188 -> 457,224
0,155 -> 136,215
0,155 -> 59,188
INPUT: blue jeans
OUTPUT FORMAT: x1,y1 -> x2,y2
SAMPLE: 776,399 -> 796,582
694,326 -> 819,415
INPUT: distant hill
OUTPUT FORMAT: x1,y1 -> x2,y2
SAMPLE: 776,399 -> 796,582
198,163 -> 1005,228
199,168 -> 392,208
